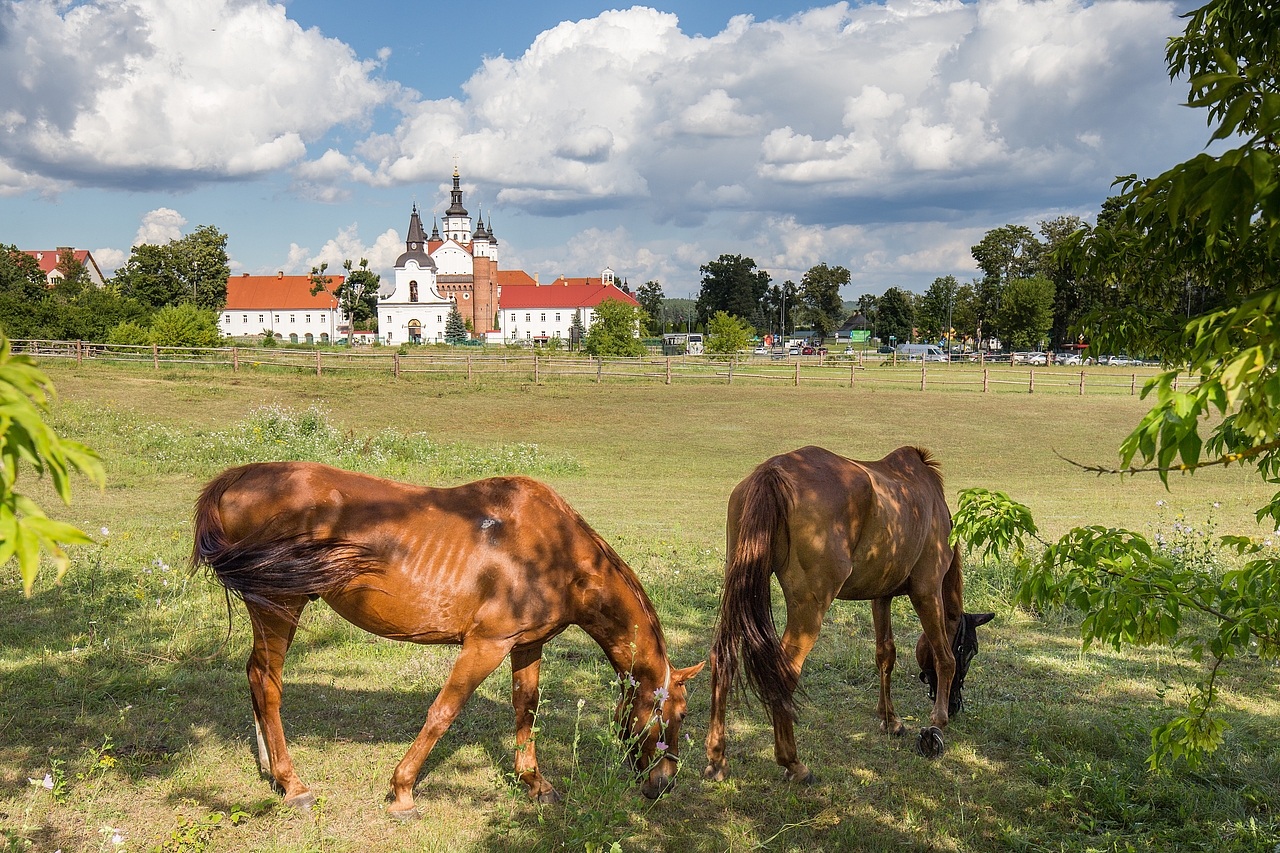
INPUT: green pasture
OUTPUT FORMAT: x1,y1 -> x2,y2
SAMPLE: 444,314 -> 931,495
1,362 -> 1277,852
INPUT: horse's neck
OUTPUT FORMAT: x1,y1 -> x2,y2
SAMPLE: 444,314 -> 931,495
578,571 -> 669,686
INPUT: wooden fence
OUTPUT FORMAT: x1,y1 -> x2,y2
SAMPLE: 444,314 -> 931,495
14,339 -> 1188,397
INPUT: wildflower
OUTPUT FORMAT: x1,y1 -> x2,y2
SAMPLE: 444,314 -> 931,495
111,830 -> 123,845
1213,502 -> 1220,508
577,698 -> 585,709
626,674 -> 638,688
1156,500 -> 1166,507
655,741 -> 667,752
653,687 -> 669,707
100,526 -> 110,536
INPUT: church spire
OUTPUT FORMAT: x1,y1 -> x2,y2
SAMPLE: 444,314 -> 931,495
446,168 -> 467,216
406,203 -> 428,248
430,215 -> 441,241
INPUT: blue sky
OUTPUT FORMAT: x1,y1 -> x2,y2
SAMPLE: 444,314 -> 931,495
1,0 -> 1207,297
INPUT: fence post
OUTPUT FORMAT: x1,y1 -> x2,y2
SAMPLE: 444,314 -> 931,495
1029,368 -> 1034,393
152,344 -> 159,370
979,350 -> 985,367
665,357 -> 671,385
1131,373 -> 1136,395
232,347 -> 239,372
728,357 -> 734,385
1172,373 -> 1179,392
316,350 -> 322,376
794,360 -> 800,387
467,353 -> 472,381
921,364 -> 927,391
394,352 -> 401,378
892,349 -> 898,367
534,355 -> 540,384
850,362 -> 855,388
983,368 -> 989,393
1078,370 -> 1084,396
76,340 -> 83,366
596,358 -> 602,384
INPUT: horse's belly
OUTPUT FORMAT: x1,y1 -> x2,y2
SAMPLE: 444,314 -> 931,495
322,586 -> 469,644
833,563 -> 912,601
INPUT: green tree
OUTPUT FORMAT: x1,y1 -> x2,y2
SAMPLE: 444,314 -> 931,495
971,225 -> 1044,346
762,280 -> 799,338
570,309 -> 586,351
147,304 -> 223,347
445,304 -> 468,344
876,287 -> 915,346
695,255 -> 771,328
113,225 -> 229,310
916,275 -> 959,345
798,264 -> 849,341
106,321 -> 149,345
583,298 -> 646,357
0,333 -> 104,595
997,274 -> 1056,350
635,280 -> 665,335
705,311 -> 753,354
311,259 -> 381,340
952,0 -> 1280,770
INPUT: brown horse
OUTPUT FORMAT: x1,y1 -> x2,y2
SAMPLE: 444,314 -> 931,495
703,445 -> 993,783
191,462 -> 703,818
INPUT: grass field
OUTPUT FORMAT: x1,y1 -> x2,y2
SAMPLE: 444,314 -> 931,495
1,362 -> 1277,852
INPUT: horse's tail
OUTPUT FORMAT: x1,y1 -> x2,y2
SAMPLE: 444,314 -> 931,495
191,465 -> 382,623
709,463 -> 800,724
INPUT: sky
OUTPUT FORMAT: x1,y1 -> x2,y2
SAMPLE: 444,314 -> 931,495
0,0 -> 1211,298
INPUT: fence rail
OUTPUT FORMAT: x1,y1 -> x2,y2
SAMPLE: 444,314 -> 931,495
14,339 -> 1190,397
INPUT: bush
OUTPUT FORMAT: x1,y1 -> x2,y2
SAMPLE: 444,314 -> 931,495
147,304 -> 223,347
706,311 -> 753,354
106,321 -> 149,346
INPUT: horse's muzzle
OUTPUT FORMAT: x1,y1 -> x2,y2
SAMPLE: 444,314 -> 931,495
640,773 -> 675,800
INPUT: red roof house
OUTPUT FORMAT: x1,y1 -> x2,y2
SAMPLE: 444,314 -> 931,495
221,272 -> 347,343
24,248 -> 107,286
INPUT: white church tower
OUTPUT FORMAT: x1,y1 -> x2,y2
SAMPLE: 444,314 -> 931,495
378,204 -> 454,344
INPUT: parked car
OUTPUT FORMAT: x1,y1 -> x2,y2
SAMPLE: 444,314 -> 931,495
1105,355 -> 1132,366
788,347 -> 801,356
1056,352 -> 1082,366
753,346 -> 767,355
843,346 -> 855,355
802,346 -> 815,355
877,346 -> 893,353
1025,352 -> 1048,365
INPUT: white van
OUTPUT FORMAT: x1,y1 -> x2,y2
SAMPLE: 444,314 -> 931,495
896,344 -> 948,362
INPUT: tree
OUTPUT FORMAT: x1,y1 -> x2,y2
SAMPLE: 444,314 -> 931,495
971,225 -> 1044,347
635,280 -> 665,335
798,264 -> 849,341
311,259 -> 380,341
695,255 -> 771,328
705,311 -> 753,354
916,275 -> 959,345
762,280 -> 799,338
996,274 -> 1055,350
445,304 -> 468,344
0,333 -> 104,595
876,287 -> 915,346
147,304 -> 223,347
113,225 -> 229,310
952,0 -> 1280,770
570,309 -> 586,351
583,298 -> 647,357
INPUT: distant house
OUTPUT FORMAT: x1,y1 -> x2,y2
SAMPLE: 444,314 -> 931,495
498,268 -> 640,344
222,272 -> 348,344
23,248 -> 107,287
836,312 -> 872,342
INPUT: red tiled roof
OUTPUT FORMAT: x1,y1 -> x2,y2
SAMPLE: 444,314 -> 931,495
225,275 -> 343,310
499,282 -> 639,310
495,269 -> 535,285
24,249 -> 105,283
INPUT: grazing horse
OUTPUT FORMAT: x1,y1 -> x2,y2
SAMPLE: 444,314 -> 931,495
192,462 -> 703,818
703,446 -> 993,783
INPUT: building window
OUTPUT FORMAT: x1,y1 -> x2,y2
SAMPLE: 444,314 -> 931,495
289,333 -> 298,343
409,281 -> 418,303
555,313 -> 560,322
386,315 -> 392,324
463,292 -> 469,299
526,331 -> 531,339
258,314 -> 263,323
305,314 -> 311,323
540,313 -> 546,322
511,313 -> 516,322
223,314 -> 231,324
290,315 -> 296,323
525,313 -> 531,322
305,333 -> 313,344
242,314 -> 248,323
437,314 -> 442,323
274,314 -> 280,323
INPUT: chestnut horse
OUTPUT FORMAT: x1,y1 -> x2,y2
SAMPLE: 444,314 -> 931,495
703,446 -> 993,783
192,462 -> 703,818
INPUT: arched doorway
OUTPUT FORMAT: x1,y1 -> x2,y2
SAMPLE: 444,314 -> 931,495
304,333 -> 314,345
408,319 -> 422,343
289,333 -> 298,343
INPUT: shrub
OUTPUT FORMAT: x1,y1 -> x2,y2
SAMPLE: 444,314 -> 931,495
106,321 -> 149,346
147,304 -> 222,348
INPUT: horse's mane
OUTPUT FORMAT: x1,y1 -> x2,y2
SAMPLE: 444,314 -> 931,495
912,446 -> 943,486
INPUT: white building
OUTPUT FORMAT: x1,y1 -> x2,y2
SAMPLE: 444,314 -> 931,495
23,248 -> 107,286
499,269 -> 640,344
377,206 -> 457,344
222,272 -> 348,343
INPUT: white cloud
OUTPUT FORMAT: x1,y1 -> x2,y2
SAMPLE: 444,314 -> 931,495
92,246 -> 127,273
0,0 -> 395,190
280,224 -> 402,279
304,0 -> 1194,224
134,208 -> 187,245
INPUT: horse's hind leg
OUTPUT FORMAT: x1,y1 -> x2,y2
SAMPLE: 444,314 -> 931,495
511,644 -> 560,804
245,599 -> 312,809
388,637 -> 512,818
872,596 -> 906,736
771,607 -> 823,784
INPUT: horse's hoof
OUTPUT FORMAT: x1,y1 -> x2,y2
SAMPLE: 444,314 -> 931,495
702,764 -> 728,782
882,720 -> 907,737
388,806 -> 419,822
284,791 -> 316,812
784,768 -> 817,785
535,788 -> 562,805
916,726 -> 945,760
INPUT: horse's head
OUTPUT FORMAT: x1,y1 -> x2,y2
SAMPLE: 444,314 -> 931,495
919,611 -> 994,716
617,661 -> 705,800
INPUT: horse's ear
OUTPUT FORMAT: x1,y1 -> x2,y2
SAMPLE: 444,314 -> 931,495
969,612 -> 995,627
674,661 -> 706,683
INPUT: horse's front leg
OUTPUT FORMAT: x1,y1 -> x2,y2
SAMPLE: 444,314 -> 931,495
910,591 -> 955,731
702,647 -> 732,781
388,637 -> 512,818
871,596 -> 906,736
511,644 -> 560,803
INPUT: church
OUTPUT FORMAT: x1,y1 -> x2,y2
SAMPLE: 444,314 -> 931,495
378,167 -> 634,345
